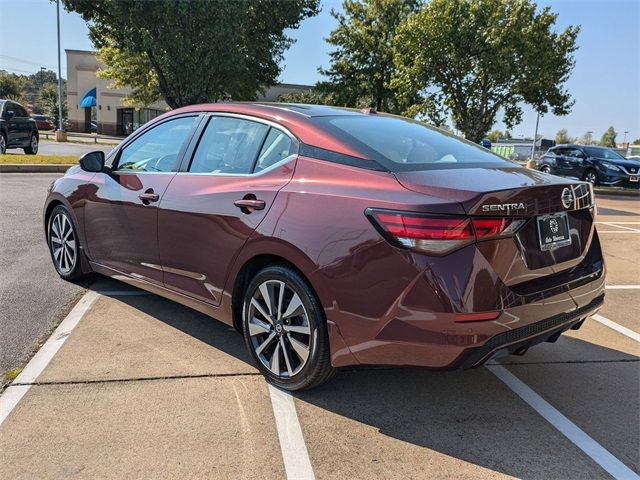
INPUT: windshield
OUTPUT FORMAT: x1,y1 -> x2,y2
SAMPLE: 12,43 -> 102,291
584,146 -> 626,160
312,114 -> 515,171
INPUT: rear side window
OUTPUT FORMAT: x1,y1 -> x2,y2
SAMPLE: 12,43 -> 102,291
312,115 -> 514,171
254,129 -> 295,172
189,117 -> 269,174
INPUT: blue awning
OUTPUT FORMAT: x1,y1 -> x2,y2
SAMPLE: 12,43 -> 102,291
79,88 -> 96,108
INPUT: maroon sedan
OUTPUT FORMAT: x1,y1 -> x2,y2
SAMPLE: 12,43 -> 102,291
44,103 -> 605,390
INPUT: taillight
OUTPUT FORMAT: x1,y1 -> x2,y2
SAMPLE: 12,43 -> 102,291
366,209 -> 525,255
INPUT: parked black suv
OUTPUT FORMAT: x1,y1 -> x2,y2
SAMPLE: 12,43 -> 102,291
538,144 -> 640,188
0,99 -> 39,155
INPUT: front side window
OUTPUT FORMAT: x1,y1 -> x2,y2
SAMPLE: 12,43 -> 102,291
312,115 -> 514,171
189,116 -> 269,174
116,116 -> 196,172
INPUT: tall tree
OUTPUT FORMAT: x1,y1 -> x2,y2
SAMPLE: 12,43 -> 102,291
0,71 -> 24,100
320,0 -> 421,113
599,126 -> 617,148
555,128 -> 573,144
579,131 -> 594,145
63,0 -> 319,108
392,0 -> 580,142
39,83 -> 68,127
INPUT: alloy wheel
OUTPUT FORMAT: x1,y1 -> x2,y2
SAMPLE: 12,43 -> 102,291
247,280 -> 312,378
541,166 -> 550,173
0,135 -> 5,154
31,135 -> 38,153
585,171 -> 597,185
49,212 -> 77,274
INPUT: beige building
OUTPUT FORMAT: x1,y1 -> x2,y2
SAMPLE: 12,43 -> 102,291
65,49 -> 313,136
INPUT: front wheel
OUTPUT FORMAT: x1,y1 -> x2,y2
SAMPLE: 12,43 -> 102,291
583,169 -> 598,186
47,205 -> 88,281
24,133 -> 38,155
242,265 -> 335,391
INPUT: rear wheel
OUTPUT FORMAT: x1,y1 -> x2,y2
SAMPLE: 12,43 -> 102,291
47,205 -> 88,281
583,169 -> 598,186
0,133 -> 6,154
24,133 -> 38,155
242,265 -> 334,391
540,165 -> 551,174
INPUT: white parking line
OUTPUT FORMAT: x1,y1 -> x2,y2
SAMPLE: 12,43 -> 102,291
596,231 -> 640,234
0,290 -> 100,426
591,314 -> 640,342
268,385 -> 315,480
598,222 -> 640,233
605,285 -> 640,290
489,365 -> 640,480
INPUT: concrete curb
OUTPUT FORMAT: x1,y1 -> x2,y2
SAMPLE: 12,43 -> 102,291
0,164 -> 74,173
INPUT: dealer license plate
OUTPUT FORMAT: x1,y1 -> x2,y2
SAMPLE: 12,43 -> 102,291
537,212 -> 571,251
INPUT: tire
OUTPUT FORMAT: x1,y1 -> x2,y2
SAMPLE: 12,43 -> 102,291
0,133 -> 6,154
24,133 -> 38,155
540,165 -> 551,174
242,265 -> 335,391
47,205 -> 88,281
583,169 -> 598,186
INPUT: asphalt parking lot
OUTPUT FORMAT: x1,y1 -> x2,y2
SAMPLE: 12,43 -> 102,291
4,139 -> 115,157
0,174 -> 638,479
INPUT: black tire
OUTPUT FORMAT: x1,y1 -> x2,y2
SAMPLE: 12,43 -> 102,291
540,165 -> 551,174
583,169 -> 598,186
0,132 -> 6,154
242,265 -> 335,391
24,133 -> 38,155
47,205 -> 88,281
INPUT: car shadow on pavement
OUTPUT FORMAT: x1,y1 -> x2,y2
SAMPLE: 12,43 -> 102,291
107,288 -> 639,479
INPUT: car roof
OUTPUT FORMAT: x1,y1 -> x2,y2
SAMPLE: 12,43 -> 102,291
167,102 -> 378,160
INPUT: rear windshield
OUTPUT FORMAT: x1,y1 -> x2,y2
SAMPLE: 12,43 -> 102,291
312,115 -> 515,171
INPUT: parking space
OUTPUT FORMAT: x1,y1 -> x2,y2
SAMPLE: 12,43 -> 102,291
0,193 -> 638,479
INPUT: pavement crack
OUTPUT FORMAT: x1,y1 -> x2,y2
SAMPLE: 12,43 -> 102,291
8,371 -> 262,387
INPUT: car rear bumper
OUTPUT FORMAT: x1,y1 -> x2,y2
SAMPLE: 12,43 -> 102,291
329,232 -> 606,369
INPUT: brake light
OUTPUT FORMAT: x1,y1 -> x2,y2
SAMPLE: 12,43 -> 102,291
471,218 -> 524,238
366,209 -> 524,255
454,311 -> 501,322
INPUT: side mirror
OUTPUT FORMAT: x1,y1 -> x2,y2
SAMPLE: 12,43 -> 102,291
79,151 -> 105,173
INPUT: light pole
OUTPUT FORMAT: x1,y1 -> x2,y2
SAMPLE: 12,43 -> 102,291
55,0 -> 65,140
623,131 -> 629,147
530,112 -> 540,160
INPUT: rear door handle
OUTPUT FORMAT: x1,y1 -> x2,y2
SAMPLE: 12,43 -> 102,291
139,191 -> 160,203
234,199 -> 266,211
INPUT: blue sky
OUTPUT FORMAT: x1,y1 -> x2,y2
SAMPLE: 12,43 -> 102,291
1,0 -> 638,141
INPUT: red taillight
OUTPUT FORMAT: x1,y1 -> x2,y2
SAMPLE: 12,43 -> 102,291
376,213 -> 473,240
367,209 -> 525,255
471,218 -> 523,238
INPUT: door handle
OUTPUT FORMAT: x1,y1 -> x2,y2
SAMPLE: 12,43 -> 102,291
234,198 -> 266,211
139,191 -> 160,203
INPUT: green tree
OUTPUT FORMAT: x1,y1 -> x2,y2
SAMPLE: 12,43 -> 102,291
63,0 -> 319,108
555,128 -> 573,144
632,138 -> 640,145
320,0 -> 421,113
0,71 -> 25,101
487,129 -> 511,142
392,0 -> 580,142
39,83 -> 68,129
278,88 -> 334,105
599,126 -> 617,147
579,131 -> 594,145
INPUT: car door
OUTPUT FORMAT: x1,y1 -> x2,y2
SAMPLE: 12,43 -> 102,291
4,102 -> 23,145
563,147 -> 586,179
551,147 -> 573,176
158,114 -> 298,305
83,114 -> 200,285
